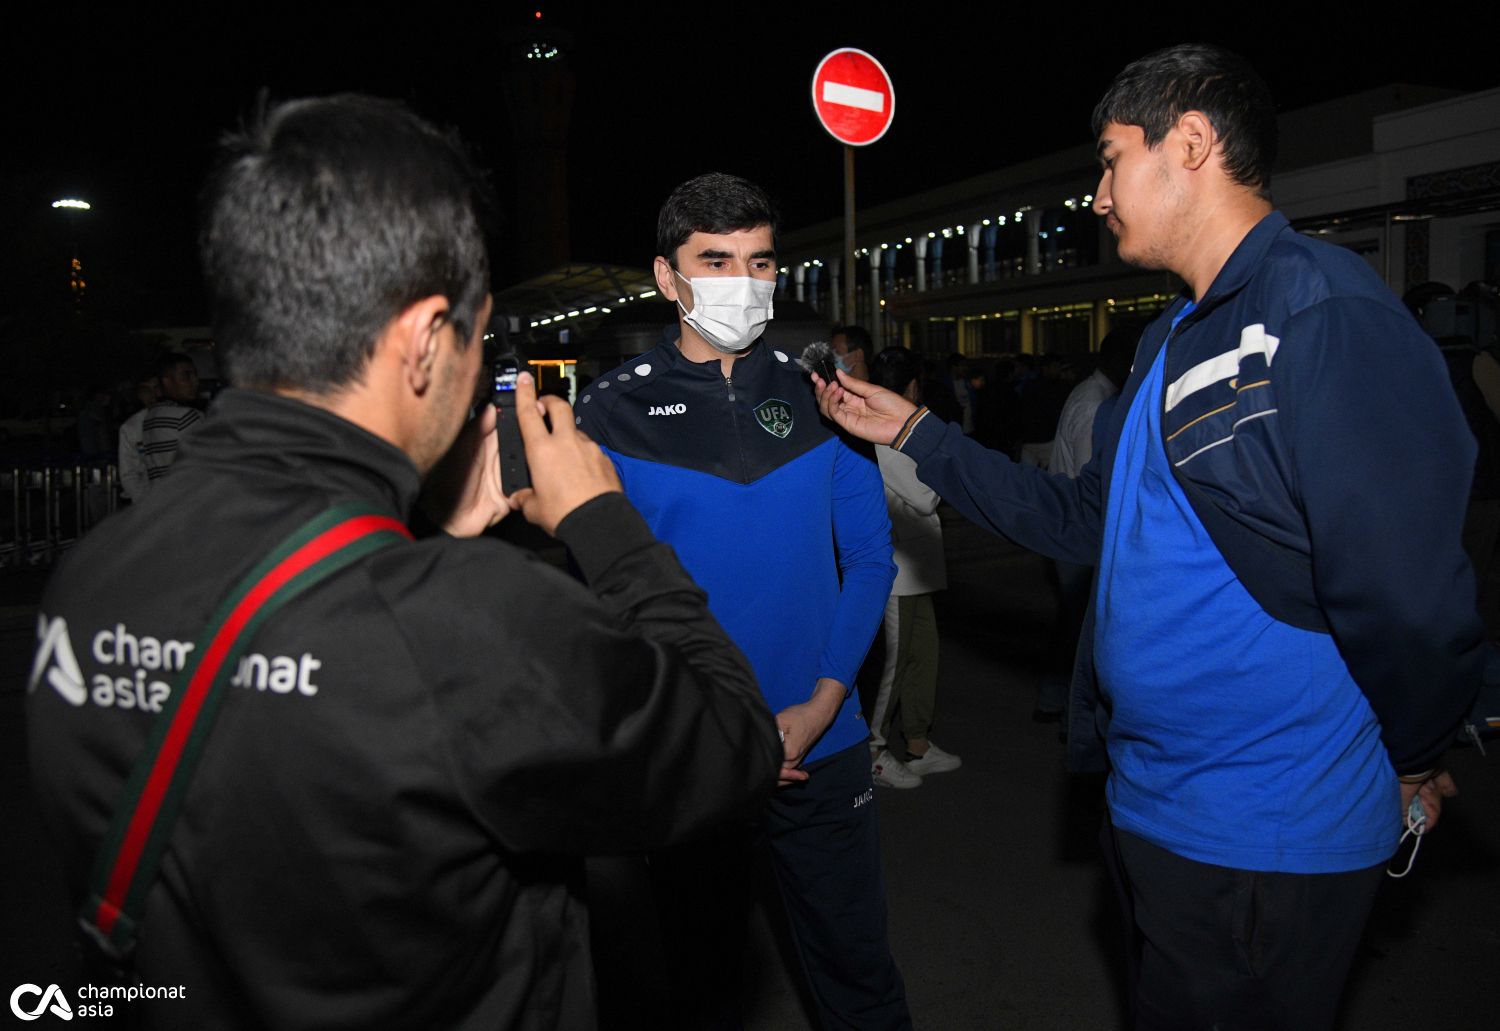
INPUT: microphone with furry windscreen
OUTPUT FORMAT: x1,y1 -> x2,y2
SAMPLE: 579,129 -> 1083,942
797,340 -> 839,383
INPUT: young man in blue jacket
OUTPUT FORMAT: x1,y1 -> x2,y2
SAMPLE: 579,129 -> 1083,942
815,44 -> 1483,1031
577,173 -> 908,1029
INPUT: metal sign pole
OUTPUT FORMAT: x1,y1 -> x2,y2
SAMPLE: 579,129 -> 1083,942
813,47 -> 892,334
843,144 -> 856,331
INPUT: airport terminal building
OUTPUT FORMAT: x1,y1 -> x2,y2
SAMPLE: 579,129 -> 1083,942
771,84 -> 1500,358
492,83 -> 1500,392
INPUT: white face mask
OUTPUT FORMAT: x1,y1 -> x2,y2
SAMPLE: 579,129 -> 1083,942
675,270 -> 776,354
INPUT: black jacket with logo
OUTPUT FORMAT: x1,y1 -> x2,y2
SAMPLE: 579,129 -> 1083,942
26,388 -> 780,1030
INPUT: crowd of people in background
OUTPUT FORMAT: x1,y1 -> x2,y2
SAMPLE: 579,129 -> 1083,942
10,337 -> 1146,501
838,341 -> 1126,466
9,355 -> 212,476
0,355 -> 213,554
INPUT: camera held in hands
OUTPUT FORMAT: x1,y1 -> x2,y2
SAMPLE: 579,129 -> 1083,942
492,352 -> 531,492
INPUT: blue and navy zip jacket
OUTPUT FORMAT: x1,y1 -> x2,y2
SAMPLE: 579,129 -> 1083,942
899,211 -> 1484,776
577,338 -> 895,764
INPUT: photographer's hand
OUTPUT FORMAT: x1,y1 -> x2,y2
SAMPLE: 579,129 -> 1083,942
420,401 -> 511,537
509,372 -> 622,534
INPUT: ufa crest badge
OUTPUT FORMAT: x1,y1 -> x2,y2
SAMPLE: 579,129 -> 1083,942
754,399 -> 793,439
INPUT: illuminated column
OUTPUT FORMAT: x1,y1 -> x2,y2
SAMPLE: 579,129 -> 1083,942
966,224 -> 980,285
914,236 -> 928,292
793,263 -> 806,303
868,255 -> 881,335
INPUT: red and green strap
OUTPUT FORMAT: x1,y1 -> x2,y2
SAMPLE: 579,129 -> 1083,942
80,502 -> 411,959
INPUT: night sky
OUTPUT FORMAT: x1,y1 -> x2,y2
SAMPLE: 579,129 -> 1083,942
5,2 -> 1500,328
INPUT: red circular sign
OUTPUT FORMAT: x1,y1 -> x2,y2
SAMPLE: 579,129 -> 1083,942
811,48 -> 895,147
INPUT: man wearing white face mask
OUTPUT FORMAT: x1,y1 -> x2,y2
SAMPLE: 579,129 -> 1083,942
577,173 -> 909,1029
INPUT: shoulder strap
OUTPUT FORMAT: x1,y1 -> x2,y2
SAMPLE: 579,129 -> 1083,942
79,502 -> 412,962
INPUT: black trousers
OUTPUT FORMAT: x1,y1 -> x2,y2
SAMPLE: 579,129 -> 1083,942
651,743 -> 910,1031
1101,818 -> 1384,1031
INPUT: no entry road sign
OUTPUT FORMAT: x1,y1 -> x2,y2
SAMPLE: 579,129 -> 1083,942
812,48 -> 895,147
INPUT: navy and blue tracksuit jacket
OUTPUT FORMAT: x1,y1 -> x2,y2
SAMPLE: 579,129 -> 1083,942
577,338 -> 895,764
898,211 -> 1483,779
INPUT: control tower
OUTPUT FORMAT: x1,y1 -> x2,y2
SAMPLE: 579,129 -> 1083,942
498,9 -> 575,280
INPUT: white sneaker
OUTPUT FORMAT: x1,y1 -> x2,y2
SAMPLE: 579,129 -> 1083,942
871,749 -> 922,789
905,743 -> 962,776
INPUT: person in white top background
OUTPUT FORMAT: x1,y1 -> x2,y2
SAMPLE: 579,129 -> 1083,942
867,346 -> 961,788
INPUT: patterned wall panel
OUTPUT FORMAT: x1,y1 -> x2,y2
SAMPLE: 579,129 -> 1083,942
1404,160 -> 1500,286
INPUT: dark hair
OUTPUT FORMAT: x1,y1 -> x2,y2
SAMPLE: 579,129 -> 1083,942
656,173 -> 779,267
871,346 -> 922,396
1091,43 -> 1277,199
155,352 -> 195,380
832,324 -> 873,353
200,94 -> 491,392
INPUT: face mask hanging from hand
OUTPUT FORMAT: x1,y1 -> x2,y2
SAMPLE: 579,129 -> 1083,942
675,270 -> 776,353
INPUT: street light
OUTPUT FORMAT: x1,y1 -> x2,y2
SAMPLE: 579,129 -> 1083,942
51,198 -> 92,305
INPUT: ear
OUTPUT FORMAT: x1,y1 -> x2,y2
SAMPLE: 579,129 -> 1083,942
383,294 -> 451,396
1176,111 -> 1216,172
655,255 -> 685,306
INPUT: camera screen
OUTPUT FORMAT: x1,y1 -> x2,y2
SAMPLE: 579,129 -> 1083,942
493,356 -> 521,395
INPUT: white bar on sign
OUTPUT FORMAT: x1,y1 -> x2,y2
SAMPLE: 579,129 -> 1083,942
822,80 -> 884,113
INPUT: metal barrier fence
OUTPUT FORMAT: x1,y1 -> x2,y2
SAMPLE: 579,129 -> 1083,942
1,463 -> 119,568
